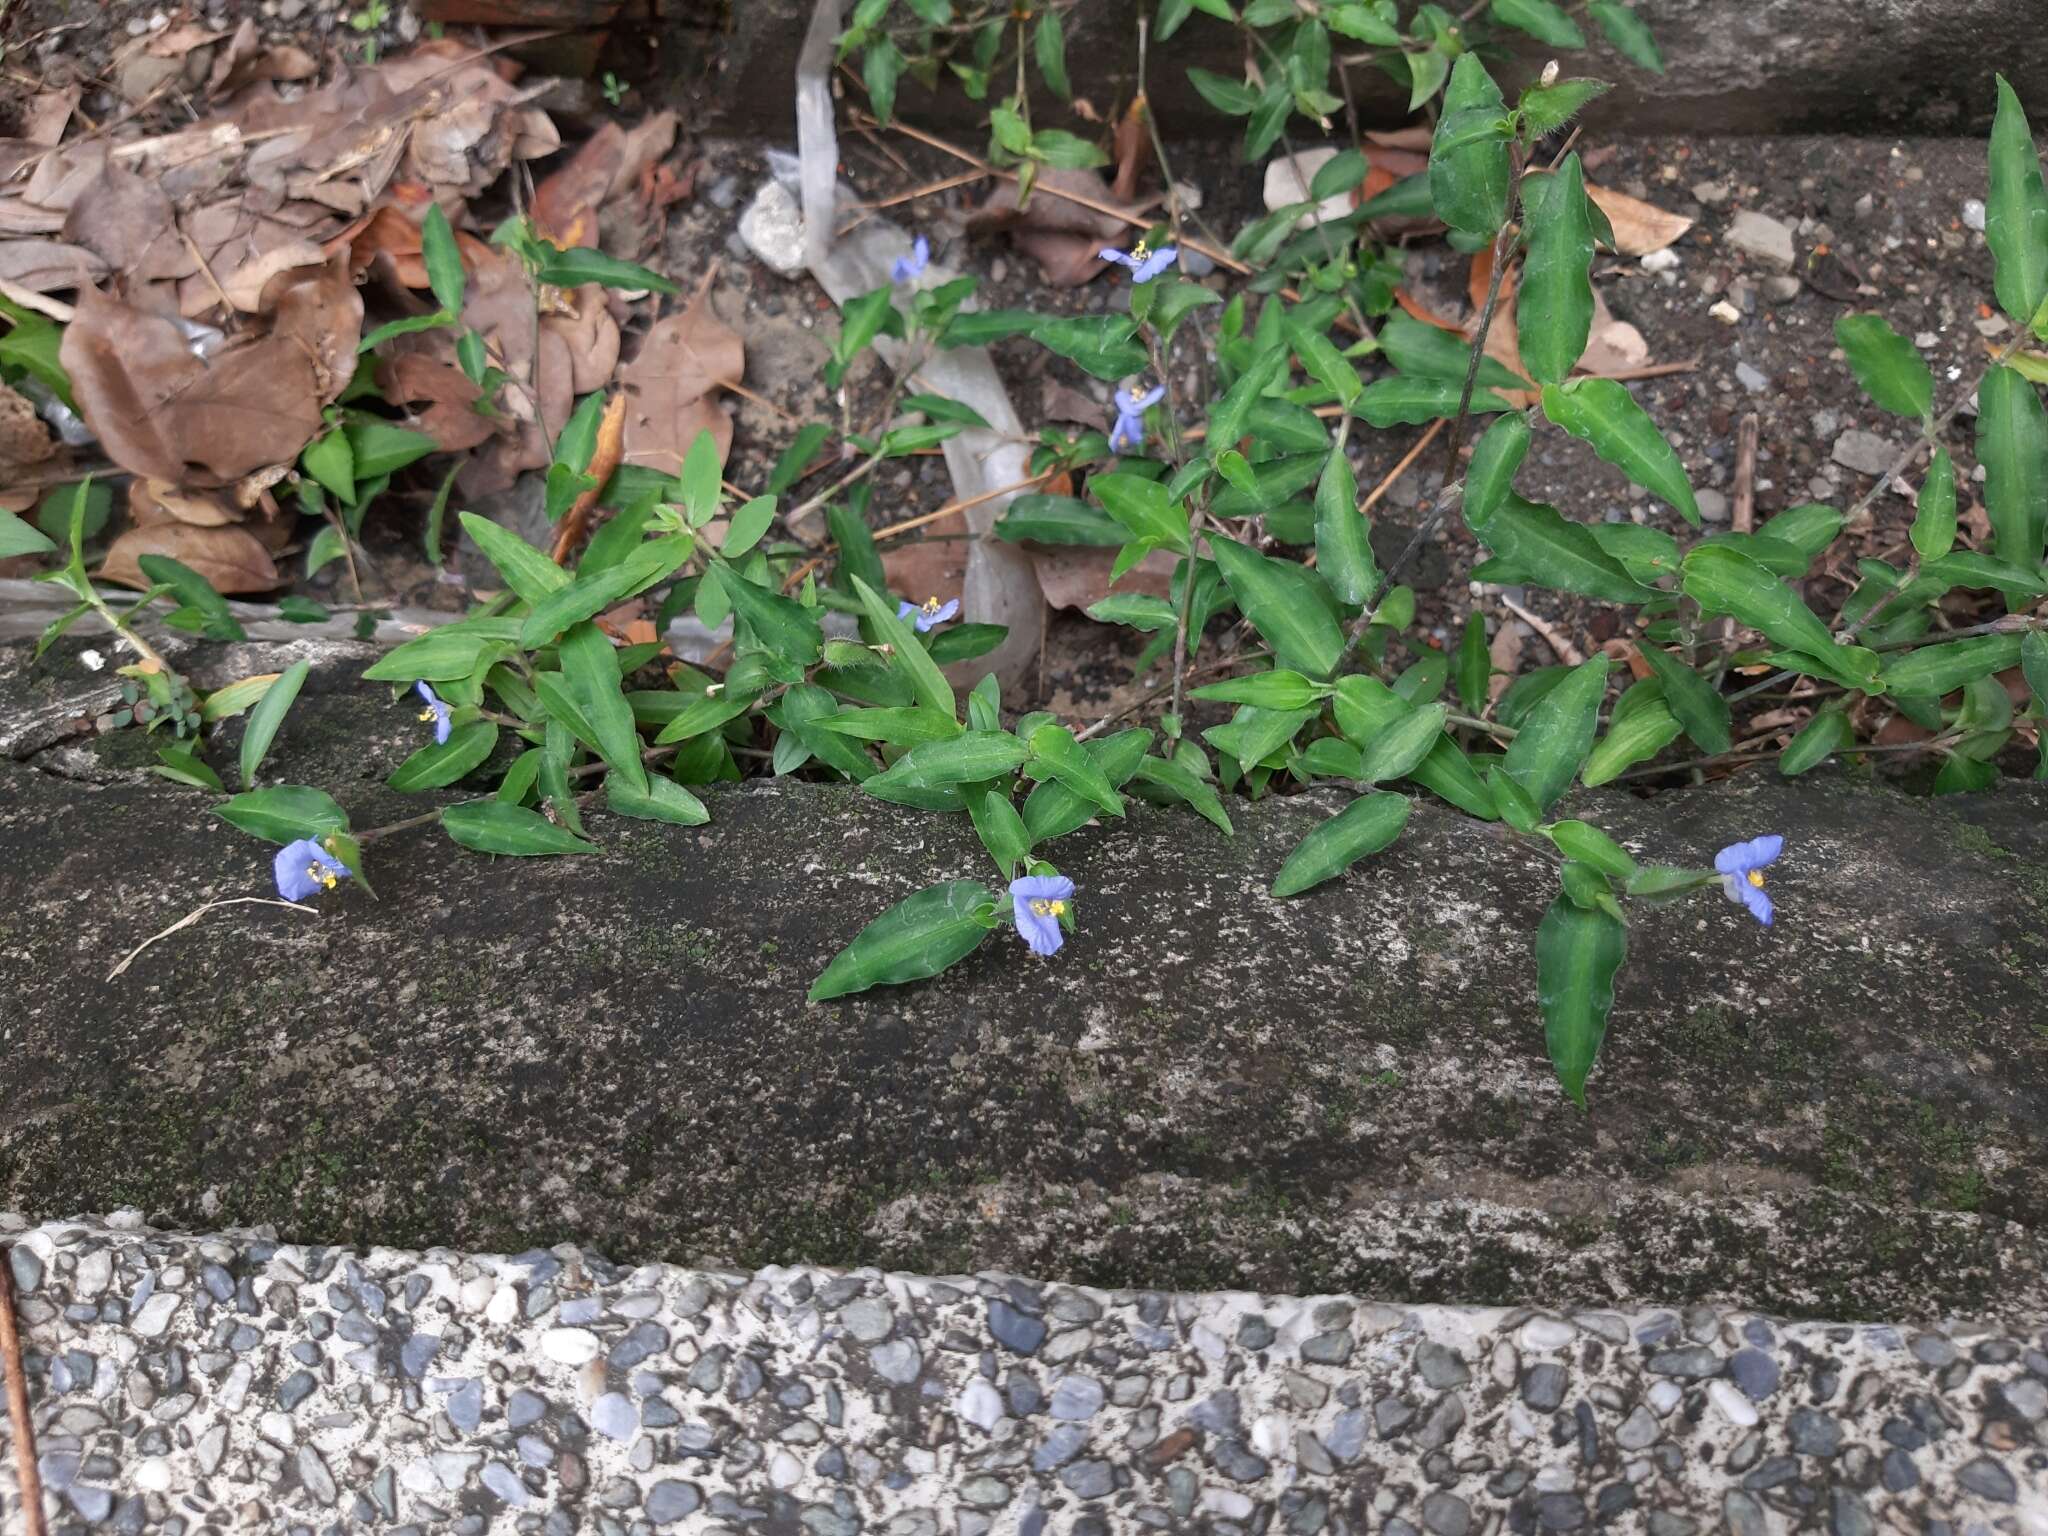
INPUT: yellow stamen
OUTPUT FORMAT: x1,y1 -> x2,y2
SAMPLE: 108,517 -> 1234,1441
418,708 -> 439,723
921,596 -> 944,617
1130,240 -> 1151,263
309,864 -> 338,891
1029,898 -> 1067,918
1747,869 -> 1766,889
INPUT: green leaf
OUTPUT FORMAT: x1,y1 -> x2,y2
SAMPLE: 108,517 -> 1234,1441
1270,790 -> 1412,898
1132,754 -> 1233,836
388,719 -> 499,790
925,623 -> 1007,664
720,495 -> 777,559
1474,495 -> 1654,604
457,512 -> 570,603
995,494 -> 1125,546
1779,705 -> 1853,775
1191,670 -> 1324,710
1633,644 -> 1731,755
1093,472 -> 1191,552
1455,614 -> 1490,715
1581,694 -> 1681,785
1834,313 -> 1933,419
521,537 -> 692,647
1405,46 -> 1451,112
1518,156 -> 1596,386
1021,728 -> 1151,842
533,247 -> 678,295
851,575 -> 954,720
0,299 -> 74,408
961,789 -> 1030,878
421,203 -> 466,317
1378,310 -> 1527,392
607,772 -> 710,826
345,420 -> 438,481
558,622 -> 648,795
1291,326 -> 1366,408
305,523 -> 348,582
1911,448 -> 1958,562
1211,453 -> 1325,517
1977,366 -> 2048,568
863,36 -> 903,124
1463,411 -> 1529,532
1033,9 -> 1070,97
1541,379 -> 1699,525
1326,0 -> 1400,44
1537,894 -> 1627,1107
809,880 -> 996,1001
1087,593 -> 1180,633
874,731 -> 1030,791
1207,345 -> 1291,460
1487,764 -> 1541,831
362,616 -> 523,683
1187,66 -> 1259,115
1032,314 -> 1146,380
1245,81 -> 1292,162
1987,75 -> 2048,330
215,785 -> 350,845
133,553 -> 245,641
717,565 -> 823,666
813,706 -> 959,745
1880,634 -> 2024,698
0,507 -> 56,559
1359,375 -> 1514,428
1428,55 -> 1511,237
1681,543 -> 1850,661
358,311 -> 455,353
1357,703 -> 1448,783
153,747 -> 224,793
1209,534 -> 1346,679
1314,446 -> 1380,607
1491,0 -> 1582,46
768,422 -> 832,495
443,799 -> 597,855
1587,0 -> 1664,71
1029,722 -> 1124,817
1518,79 -> 1611,138
239,658 -> 310,788
1503,655 -> 1609,810
301,429 -> 356,504
1547,820 -> 1635,880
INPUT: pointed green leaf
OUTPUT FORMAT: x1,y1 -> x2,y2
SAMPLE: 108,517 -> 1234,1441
532,247 -> 679,296
1634,644 -> 1732,755
1681,542 -> 1842,659
851,575 -> 954,720
1834,313 -> 1933,419
388,719 -> 499,790
1092,473 -> 1191,553
1455,613 -> 1490,715
1209,533 -> 1347,679
1536,894 -> 1627,1107
1190,670 -> 1324,710
1977,365 -> 2048,568
1491,0 -> 1582,47
558,622 -> 648,795
135,554 -> 244,642
521,537 -> 692,647
362,617 -> 523,683
607,772 -> 710,826
1429,54 -> 1511,237
153,747 -> 224,793
215,785 -> 349,845
1546,820 -> 1635,880
1207,345 -> 1291,460
1474,494 -> 1653,604
2020,630 -> 2048,712
1779,705 -> 1853,775
1587,0 -> 1663,71
1021,728 -> 1151,843
1132,754 -> 1233,836
1313,446 -> 1380,607
1518,156 -> 1596,386
238,658 -> 310,788
1378,310 -> 1527,392
442,799 -> 597,855
1502,655 -> 1609,810
809,880 -> 996,1001
0,507 -> 56,559
1880,634 -> 2024,698
1581,694 -> 1681,785
1541,379 -> 1699,525
1271,791 -> 1411,897
457,512 -> 570,603
1187,66 -> 1260,114
1029,722 -> 1124,817
421,203 -> 466,316
1911,447 -> 1957,562
1463,411 -> 1529,533
1987,75 -> 2048,330
1519,79 -> 1611,138
1360,375 -> 1515,427
871,731 -> 1029,791
1357,703 -> 1448,784
717,565 -> 823,665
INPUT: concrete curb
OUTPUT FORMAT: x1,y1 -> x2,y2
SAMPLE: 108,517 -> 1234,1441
2,1213 -> 2043,1533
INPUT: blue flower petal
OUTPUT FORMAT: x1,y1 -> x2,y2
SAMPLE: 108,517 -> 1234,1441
1013,900 -> 1066,956
1010,874 -> 1075,903
1740,881 -> 1774,927
1132,247 -> 1178,282
274,839 -> 349,902
929,599 -> 960,627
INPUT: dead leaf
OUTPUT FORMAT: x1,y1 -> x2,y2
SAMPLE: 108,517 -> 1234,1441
541,284 -> 622,395
968,165 -> 1131,243
552,391 -> 627,563
0,238 -> 108,293
1581,287 -> 1650,374
1009,229 -> 1121,288
1586,183 -> 1693,257
101,521 -> 281,593
207,19 -> 316,97
0,381 -> 54,468
1110,98 -> 1150,205
618,275 -> 743,478
1487,617 -> 1527,706
141,22 -> 228,59
269,254 -> 366,404
62,160 -> 190,280
377,351 -> 497,453
24,88 -> 78,148
61,285 -> 324,487
1041,378 -> 1104,428
1365,126 -> 1434,151
131,478 -> 238,527
531,121 -> 624,249
1031,543 -> 1177,610
219,239 -> 327,311
883,537 -> 971,613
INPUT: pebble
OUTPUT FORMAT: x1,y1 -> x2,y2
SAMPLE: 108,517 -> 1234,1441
1788,1408 -> 1844,1456
1725,209 -> 1796,269
1709,300 -> 1742,325
541,1329 -> 599,1365
842,1298 -> 893,1342
1832,430 -> 1895,476
1707,1380 -> 1759,1428
1727,1348 -> 1780,1400
1522,1364 -> 1567,1412
1735,362 -> 1769,393
1416,1342 -> 1470,1388
1647,1347 -> 1720,1380
1696,488 -> 1730,522
591,1392 -> 637,1442
738,181 -> 807,277
1615,1405 -> 1660,1450
1962,199 -> 1986,232
1050,1375 -> 1106,1420
1519,1318 -> 1574,1353
1302,1329 -> 1353,1365
988,1300 -> 1047,1355
870,1338 -> 922,1385
1955,1456 -> 2016,1502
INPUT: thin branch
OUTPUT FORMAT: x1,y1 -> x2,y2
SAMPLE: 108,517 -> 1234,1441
0,1243 -> 48,1536
107,896 -> 316,981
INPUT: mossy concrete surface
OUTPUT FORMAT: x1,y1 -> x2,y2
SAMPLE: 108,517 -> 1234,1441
2,637 -> 2044,1323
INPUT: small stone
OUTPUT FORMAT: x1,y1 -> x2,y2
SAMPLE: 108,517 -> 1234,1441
738,181 -> 807,277
1646,1380 -> 1683,1416
1735,362 -> 1769,393
1880,1447 -> 1919,1491
2002,1376 -> 2047,1421
988,1300 -> 1046,1355
1726,210 -> 1796,270
132,1292 -> 180,1337
1050,1375 -> 1106,1420
1063,1460 -> 1115,1499
1033,1423 -> 1090,1471
1415,1391 -> 1464,1452
1788,1409 -> 1843,1457
1236,1315 -> 1275,1351
1710,300 -> 1742,325
1422,1491 -> 1472,1536
1646,1347 -> 1720,1380
870,1338 -> 922,1385
541,1329 -> 599,1365
1520,1318 -> 1573,1353
1962,199 -> 1987,232
647,1479 -> 703,1524
592,1393 -> 637,1442
1956,1456 -> 2016,1502
959,1475 -> 1012,1509
1829,1489 -> 1874,1536
1536,1492 -> 1586,1531
507,1389 -> 547,1429
297,1445 -> 338,1506
1692,181 -> 1730,206
1708,1380 -> 1759,1428
1213,1439 -> 1269,1481
1696,488 -> 1730,523
842,1298 -> 893,1342
1301,1330 -> 1354,1366
1416,1342 -> 1470,1389
957,1380 -> 1003,1433
1761,275 -> 1802,304
1911,1332 -> 1959,1368
1727,1348 -> 1779,1400
1723,1490 -> 1768,1536
1832,430 -> 1895,476
1372,1396 -> 1414,1437
1616,1405 -> 1660,1450
8,1246 -> 42,1294
1522,1364 -> 1567,1412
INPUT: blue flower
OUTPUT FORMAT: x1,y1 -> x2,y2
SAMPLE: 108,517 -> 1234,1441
275,838 -> 351,902
1099,242 -> 1178,283
1009,874 -> 1076,956
1715,835 -> 1783,927
1109,384 -> 1166,454
897,596 -> 960,632
891,234 -> 930,285
415,681 -> 452,745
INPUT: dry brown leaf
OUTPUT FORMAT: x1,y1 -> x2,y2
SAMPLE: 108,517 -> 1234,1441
1586,183 -> 1693,257
1031,543 -> 1177,611
618,277 -> 743,478
1581,287 -> 1650,374
62,160 -> 190,281
531,122 -> 624,249
141,22 -> 228,59
207,19 -> 316,97
24,88 -> 78,148
968,165 -> 1132,243
1110,98 -> 1150,205
552,392 -> 627,563
0,238 -> 108,293
131,479 -> 239,527
377,352 -> 496,453
1487,617 -> 1527,706
0,382 -> 54,469
101,522 -> 281,593
541,285 -> 622,395
1009,229 -> 1119,288
1041,378 -> 1104,428
61,286 -> 324,487
882,537 -> 970,614
269,254 -> 366,404
219,239 -> 327,311
1365,126 -> 1435,151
